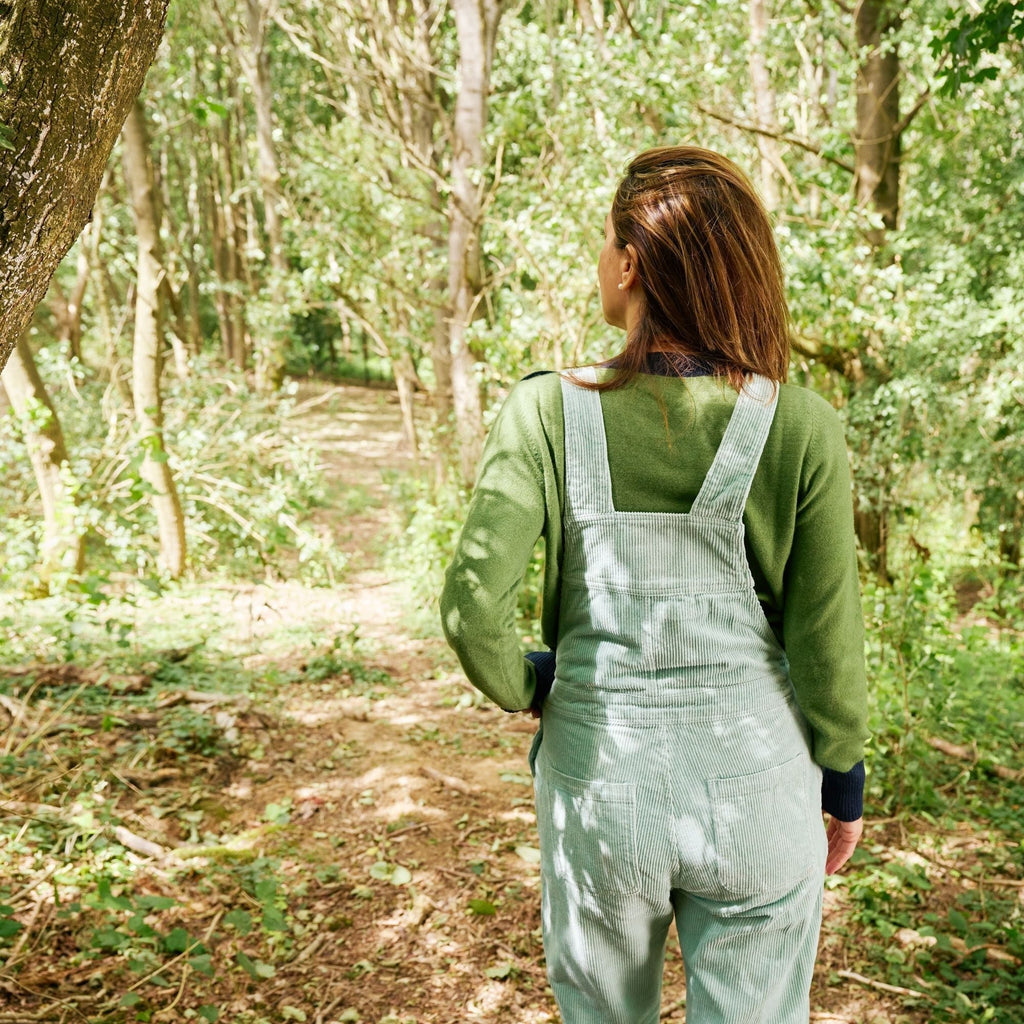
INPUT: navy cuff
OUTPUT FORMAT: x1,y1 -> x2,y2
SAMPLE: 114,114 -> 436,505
821,761 -> 865,821
525,650 -> 556,710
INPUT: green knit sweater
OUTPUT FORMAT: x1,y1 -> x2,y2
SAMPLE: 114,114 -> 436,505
440,367 -> 870,776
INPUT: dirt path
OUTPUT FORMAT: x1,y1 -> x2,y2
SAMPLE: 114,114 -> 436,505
238,383 -> 688,1023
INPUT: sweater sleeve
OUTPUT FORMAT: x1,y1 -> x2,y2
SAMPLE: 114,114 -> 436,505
440,382 -> 549,711
782,400 -> 870,774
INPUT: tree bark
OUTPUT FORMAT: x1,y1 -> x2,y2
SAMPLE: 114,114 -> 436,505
0,0 -> 170,374
448,0 -> 502,482
854,0 -> 902,247
122,99 -> 187,578
1,332 -> 85,584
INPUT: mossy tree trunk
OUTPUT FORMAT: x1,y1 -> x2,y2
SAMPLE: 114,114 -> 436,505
0,0 -> 169,374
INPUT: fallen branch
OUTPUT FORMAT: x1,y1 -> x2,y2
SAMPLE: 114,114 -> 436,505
926,737 -> 1023,781
418,765 -> 477,795
113,825 -> 167,859
836,969 -> 929,999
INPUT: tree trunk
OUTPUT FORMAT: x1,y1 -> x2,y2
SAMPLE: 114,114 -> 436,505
209,79 -> 249,370
122,99 -> 187,578
448,0 -> 502,482
241,0 -> 289,392
854,0 -> 901,247
392,350 -> 420,455
0,0 -> 169,374
1,332 -> 85,585
748,0 -> 781,211
48,235 -> 92,365
851,0 -> 902,578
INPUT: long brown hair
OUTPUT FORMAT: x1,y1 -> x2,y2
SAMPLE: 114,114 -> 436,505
583,146 -> 790,390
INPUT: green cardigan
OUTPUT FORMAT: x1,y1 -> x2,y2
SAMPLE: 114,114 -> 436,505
441,368 -> 870,778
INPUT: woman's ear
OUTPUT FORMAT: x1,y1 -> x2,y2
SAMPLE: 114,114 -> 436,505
621,243 -> 639,291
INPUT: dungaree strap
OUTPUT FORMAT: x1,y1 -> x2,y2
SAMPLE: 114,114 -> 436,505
560,366 -> 614,514
690,373 -> 779,522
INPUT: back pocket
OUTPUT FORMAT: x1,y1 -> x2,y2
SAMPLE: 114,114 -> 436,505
709,754 -> 817,900
535,764 -> 639,897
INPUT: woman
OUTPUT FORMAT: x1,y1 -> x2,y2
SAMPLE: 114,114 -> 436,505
440,146 -> 868,1024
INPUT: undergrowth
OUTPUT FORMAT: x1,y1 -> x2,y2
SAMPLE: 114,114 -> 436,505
0,351 -> 346,592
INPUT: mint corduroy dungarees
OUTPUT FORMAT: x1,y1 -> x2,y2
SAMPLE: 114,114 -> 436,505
530,368 -> 828,1023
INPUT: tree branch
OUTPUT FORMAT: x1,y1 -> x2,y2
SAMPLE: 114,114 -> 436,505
696,104 -> 856,175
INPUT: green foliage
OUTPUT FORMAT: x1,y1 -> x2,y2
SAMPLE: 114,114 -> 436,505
0,350 -> 345,587
934,0 -> 1024,92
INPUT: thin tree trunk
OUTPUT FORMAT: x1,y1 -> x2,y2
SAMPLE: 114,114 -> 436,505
1,332 -> 85,585
227,0 -> 288,392
854,0 -> 901,247
0,0 -> 169,374
748,0 -> 781,211
48,235 -> 92,365
448,0 -> 503,482
122,99 -> 187,578
392,350 -> 420,455
209,82 -> 248,370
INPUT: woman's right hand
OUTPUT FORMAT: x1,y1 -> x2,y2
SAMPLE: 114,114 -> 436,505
824,816 -> 863,874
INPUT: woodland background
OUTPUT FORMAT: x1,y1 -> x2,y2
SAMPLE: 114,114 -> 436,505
0,1 -> 1022,1022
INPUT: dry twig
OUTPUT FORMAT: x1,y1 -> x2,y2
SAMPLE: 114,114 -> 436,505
836,969 -> 929,999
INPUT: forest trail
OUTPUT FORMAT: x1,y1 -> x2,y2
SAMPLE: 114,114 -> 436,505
243,382 -> 896,1024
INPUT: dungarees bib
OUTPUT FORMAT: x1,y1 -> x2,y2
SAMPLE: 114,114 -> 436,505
531,368 -> 828,1024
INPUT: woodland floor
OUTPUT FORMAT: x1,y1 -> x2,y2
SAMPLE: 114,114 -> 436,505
1,384 -> 1020,1024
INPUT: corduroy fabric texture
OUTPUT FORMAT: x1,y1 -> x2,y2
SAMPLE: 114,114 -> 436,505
532,367 -> 827,1023
439,368 -> 870,777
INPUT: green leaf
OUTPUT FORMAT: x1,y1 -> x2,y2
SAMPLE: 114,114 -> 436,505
0,918 -> 22,938
390,865 -> 412,886
468,898 -> 496,916
515,845 -> 541,864
120,993 -> 143,1008
262,905 -> 287,932
189,953 -> 215,977
499,772 -> 532,786
234,951 -> 276,980
369,861 -> 392,881
197,1007 -> 220,1023
93,928 -> 129,949
235,951 -> 259,980
282,1009 -> 307,1022
254,878 -> 277,904
137,895 -> 176,910
485,962 -> 512,979
948,908 -> 969,934
163,927 -> 190,953
224,909 -> 252,934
